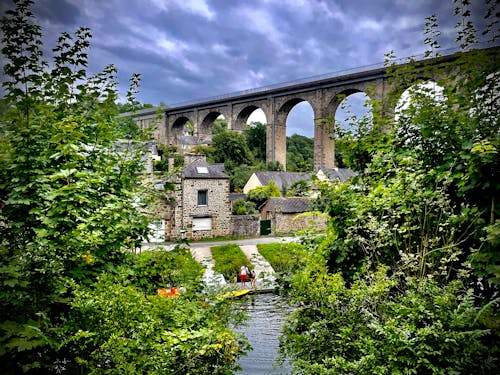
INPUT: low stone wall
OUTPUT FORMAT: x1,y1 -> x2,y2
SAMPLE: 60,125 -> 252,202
231,215 -> 260,238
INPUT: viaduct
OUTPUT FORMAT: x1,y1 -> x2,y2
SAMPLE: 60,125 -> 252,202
126,49 -> 492,171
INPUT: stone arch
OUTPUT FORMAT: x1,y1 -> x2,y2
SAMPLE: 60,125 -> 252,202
394,79 -> 446,122
277,97 -> 316,124
235,105 -> 263,130
171,116 -> 193,137
199,111 -> 223,135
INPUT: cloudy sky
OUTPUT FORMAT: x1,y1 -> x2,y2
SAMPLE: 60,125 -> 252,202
1,0 -> 494,136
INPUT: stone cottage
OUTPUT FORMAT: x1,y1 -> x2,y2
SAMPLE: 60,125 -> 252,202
166,154 -> 232,240
260,197 -> 326,235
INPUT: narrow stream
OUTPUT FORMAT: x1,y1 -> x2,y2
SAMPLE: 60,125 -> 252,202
235,293 -> 292,375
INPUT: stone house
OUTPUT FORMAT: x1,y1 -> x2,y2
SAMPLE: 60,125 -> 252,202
243,171 -> 311,194
260,197 -> 326,235
165,154 -> 232,240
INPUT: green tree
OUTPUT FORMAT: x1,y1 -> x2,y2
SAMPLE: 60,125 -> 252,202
280,1 -> 500,372
0,1 -> 249,373
247,180 -> 281,207
245,121 -> 267,162
212,130 -> 254,166
232,198 -> 258,215
286,134 -> 314,172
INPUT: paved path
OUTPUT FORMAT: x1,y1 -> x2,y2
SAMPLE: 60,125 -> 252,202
189,246 -> 226,289
239,245 -> 276,289
189,236 -> 298,248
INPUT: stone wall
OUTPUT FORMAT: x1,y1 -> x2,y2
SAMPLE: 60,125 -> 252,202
273,212 -> 327,235
231,215 -> 260,238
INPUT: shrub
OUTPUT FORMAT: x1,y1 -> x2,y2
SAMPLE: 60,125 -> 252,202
232,198 -> 258,215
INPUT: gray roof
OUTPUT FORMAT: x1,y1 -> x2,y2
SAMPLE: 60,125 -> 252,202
254,171 -> 311,191
261,197 -> 312,213
182,159 -> 228,179
320,168 -> 357,181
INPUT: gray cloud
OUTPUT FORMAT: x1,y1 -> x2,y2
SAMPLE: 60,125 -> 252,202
1,0 -> 496,137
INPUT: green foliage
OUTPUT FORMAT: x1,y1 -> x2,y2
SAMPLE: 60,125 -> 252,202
281,3 -> 500,373
247,180 -> 281,207
232,198 -> 258,215
153,144 -> 184,172
245,121 -> 267,162
66,270 -> 248,374
257,242 -> 308,289
212,130 -> 255,166
229,163 -> 254,192
281,265 -> 499,374
286,179 -> 311,197
286,134 -> 314,172
0,1 -> 249,373
129,247 -> 204,294
211,245 -> 253,281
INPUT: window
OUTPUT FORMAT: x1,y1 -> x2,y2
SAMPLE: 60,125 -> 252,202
197,190 -> 207,206
193,217 -> 211,231
196,166 -> 209,174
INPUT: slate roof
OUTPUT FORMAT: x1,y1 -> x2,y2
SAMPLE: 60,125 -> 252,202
320,168 -> 357,181
182,159 -> 228,179
261,197 -> 312,213
254,171 -> 311,191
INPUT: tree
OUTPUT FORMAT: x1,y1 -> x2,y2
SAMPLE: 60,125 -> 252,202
286,134 -> 314,172
245,121 -> 267,162
281,1 -> 500,372
0,1 -> 248,373
212,130 -> 254,166
247,180 -> 281,207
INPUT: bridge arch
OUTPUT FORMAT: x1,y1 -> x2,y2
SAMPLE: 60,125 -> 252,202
199,111 -> 223,135
171,116 -> 193,136
235,105 -> 265,130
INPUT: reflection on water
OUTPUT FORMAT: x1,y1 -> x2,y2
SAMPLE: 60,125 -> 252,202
235,293 -> 292,375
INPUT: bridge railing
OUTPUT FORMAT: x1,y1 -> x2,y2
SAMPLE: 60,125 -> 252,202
168,46 -> 469,109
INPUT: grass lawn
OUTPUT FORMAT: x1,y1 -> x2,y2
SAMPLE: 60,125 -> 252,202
257,242 -> 307,274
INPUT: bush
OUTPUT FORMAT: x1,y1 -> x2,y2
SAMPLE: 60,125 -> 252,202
211,245 -> 253,281
232,198 -> 258,215
66,271 -> 248,374
281,265 -> 500,374
129,246 -> 204,294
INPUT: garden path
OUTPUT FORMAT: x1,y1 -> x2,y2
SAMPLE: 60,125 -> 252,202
190,246 -> 226,289
239,245 -> 276,289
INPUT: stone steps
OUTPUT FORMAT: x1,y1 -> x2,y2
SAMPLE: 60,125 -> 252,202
189,244 -> 277,291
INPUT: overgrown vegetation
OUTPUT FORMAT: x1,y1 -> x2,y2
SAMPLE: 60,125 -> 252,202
0,1 -> 248,373
211,244 -> 253,281
257,242 -> 308,289
280,1 -> 500,373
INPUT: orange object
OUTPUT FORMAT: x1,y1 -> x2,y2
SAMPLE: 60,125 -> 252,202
157,287 -> 180,297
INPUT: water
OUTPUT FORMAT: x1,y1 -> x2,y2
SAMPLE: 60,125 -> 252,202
236,293 -> 292,375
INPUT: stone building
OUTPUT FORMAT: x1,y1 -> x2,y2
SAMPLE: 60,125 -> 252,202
167,154 -> 232,240
260,197 -> 326,235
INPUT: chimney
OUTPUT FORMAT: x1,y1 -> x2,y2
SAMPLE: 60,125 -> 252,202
183,153 -> 206,166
